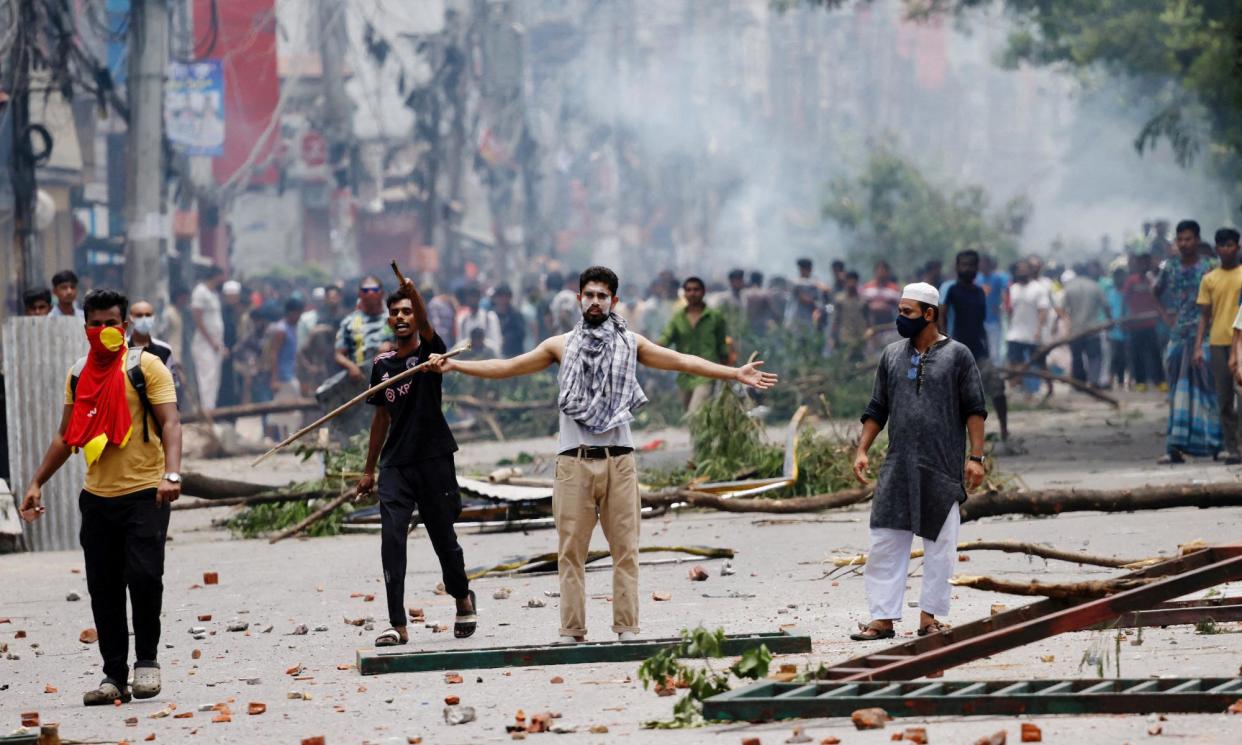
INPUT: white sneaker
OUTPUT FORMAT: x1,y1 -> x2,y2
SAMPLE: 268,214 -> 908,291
618,631 -> 637,641
558,635 -> 582,644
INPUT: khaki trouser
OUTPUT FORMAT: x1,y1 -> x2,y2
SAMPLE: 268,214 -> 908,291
683,381 -> 715,414
553,452 -> 641,637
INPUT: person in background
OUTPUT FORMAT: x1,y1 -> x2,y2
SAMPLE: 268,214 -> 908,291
1201,227 -> 1242,463
920,260 -> 944,289
190,266 -> 227,411
264,296 -> 305,441
23,287 -> 53,316
491,284 -> 526,357
861,260 -> 901,329
161,286 -> 189,369
217,281 -> 244,408
550,272 -> 582,335
426,286 -> 458,347
742,271 -> 777,337
127,301 -> 182,403
535,272 -> 563,340
940,251 -> 1009,443
660,276 -> 730,413
1104,266 -> 1129,389
1005,259 -> 1050,400
830,259 -> 848,294
979,254 -> 1008,366
833,272 -> 870,361
1122,253 -> 1166,392
639,275 -> 679,341
456,283 -> 502,357
50,270 -> 84,319
1155,220 -> 1219,464
335,276 -> 395,381
789,258 -> 824,330
1060,263 -> 1109,386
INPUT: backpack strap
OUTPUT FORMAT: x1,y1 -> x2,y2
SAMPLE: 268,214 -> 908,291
126,348 -> 162,443
68,355 -> 88,399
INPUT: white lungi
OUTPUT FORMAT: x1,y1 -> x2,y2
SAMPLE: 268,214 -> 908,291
191,338 -> 221,411
864,502 -> 960,620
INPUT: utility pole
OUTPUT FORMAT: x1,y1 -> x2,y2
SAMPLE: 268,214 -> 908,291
124,0 -> 169,302
9,0 -> 42,296
316,0 -> 356,277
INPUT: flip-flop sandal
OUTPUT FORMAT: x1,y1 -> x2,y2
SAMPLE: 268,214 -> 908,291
375,628 -> 407,647
454,590 -> 478,639
849,622 -> 896,641
918,619 -> 951,637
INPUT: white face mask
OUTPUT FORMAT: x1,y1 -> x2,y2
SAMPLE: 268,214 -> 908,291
131,316 -> 156,335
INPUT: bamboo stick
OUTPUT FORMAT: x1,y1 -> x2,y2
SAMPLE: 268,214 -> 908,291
251,340 -> 469,465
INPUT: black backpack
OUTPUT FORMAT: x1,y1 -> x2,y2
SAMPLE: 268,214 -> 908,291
69,348 -> 162,442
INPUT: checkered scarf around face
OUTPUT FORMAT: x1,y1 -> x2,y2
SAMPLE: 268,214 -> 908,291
558,313 -> 648,434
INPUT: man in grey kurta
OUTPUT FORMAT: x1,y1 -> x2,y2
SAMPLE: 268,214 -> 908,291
851,282 -> 988,641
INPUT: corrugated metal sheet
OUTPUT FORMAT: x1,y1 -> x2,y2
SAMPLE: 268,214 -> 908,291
457,477 -> 552,503
3,317 -> 87,552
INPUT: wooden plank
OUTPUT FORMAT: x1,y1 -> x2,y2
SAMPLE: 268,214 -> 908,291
703,678 -> 1242,722
357,631 -> 811,675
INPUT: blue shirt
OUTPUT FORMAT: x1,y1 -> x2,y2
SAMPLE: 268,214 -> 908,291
939,279 -> 989,359
979,271 -> 1009,324
1104,280 -> 1126,342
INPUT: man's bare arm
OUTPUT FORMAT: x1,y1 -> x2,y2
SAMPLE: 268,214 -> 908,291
635,334 -> 777,389
437,336 -> 561,379
397,278 -> 434,341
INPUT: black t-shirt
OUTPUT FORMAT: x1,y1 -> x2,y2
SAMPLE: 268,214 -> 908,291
365,333 -> 458,467
943,280 -> 989,359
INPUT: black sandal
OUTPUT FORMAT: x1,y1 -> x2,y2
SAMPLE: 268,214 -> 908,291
849,622 -> 896,641
454,590 -> 478,639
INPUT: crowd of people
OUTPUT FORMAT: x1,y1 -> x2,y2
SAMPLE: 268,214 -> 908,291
19,218 -> 1242,456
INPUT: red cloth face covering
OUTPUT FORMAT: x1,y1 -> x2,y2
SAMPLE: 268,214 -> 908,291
63,326 -> 133,465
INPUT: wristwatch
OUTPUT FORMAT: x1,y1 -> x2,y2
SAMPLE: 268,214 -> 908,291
163,472 -> 182,483
967,455 -> 985,464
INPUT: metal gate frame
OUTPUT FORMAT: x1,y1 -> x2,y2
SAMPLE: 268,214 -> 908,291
703,677 -> 1242,721
821,544 -> 1242,682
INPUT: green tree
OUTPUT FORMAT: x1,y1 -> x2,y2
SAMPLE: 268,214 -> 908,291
822,143 -> 1030,271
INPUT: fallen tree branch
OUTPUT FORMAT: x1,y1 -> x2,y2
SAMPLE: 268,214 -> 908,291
182,472 -> 281,499
640,487 -> 873,513
960,481 -> 1242,521
1020,312 -> 1161,368
181,398 -> 319,424
829,540 -> 1152,569
444,394 -> 554,411
997,366 -> 1120,407
468,545 -> 734,580
950,575 -> 1152,599
268,487 -> 358,544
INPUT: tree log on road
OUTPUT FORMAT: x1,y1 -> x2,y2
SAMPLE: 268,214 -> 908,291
181,399 -> 320,424
181,472 -> 283,499
829,539 -> 1150,569
960,481 -> 1242,521
997,366 -> 1120,407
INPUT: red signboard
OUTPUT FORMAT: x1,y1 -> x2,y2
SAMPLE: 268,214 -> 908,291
194,0 -> 279,186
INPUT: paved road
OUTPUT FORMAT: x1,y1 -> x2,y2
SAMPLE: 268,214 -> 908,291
3,389 -> 1241,744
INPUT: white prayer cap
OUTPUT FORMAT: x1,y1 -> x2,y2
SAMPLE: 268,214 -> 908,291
222,280 -> 242,295
901,282 -> 940,306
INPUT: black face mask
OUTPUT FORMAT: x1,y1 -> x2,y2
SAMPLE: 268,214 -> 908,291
958,270 -> 977,283
896,314 -> 929,339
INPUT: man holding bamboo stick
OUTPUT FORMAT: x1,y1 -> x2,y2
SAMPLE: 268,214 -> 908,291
430,266 -> 777,642
356,280 -> 476,646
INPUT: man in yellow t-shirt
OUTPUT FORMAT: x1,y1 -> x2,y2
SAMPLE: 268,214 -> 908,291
19,289 -> 182,706
1195,229 -> 1242,462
